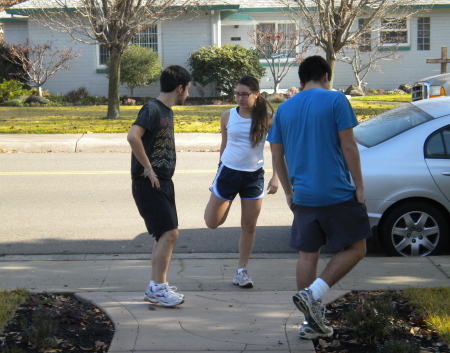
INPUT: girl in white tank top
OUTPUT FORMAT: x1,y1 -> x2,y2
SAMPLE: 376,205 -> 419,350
204,76 -> 279,288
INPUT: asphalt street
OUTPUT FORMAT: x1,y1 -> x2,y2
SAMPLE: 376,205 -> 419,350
0,151 -> 299,256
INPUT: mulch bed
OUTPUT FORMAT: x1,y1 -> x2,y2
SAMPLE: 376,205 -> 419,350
1,290 -> 449,353
315,290 -> 449,353
0,293 -> 114,353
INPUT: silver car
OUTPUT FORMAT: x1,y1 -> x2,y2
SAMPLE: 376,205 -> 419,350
354,96 -> 450,257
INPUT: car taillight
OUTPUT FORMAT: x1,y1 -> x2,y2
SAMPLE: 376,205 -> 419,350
430,86 -> 446,98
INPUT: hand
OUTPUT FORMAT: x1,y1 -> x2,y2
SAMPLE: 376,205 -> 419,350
146,168 -> 160,188
286,193 -> 294,208
266,177 -> 279,194
355,188 -> 364,203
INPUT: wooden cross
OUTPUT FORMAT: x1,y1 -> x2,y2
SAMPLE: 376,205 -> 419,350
427,47 -> 450,74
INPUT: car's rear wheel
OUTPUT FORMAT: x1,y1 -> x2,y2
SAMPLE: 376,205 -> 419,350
380,202 -> 449,257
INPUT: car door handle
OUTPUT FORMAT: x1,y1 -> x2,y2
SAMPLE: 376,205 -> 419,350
442,172 -> 450,176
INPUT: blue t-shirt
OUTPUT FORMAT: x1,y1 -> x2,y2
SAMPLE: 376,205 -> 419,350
267,88 -> 358,207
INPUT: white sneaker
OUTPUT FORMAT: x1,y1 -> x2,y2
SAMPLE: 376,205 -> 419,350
293,288 -> 332,335
144,284 -> 184,307
232,269 -> 253,288
298,320 -> 333,339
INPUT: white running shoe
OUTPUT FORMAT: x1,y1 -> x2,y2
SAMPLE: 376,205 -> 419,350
298,320 -> 333,340
232,269 -> 253,288
293,288 -> 332,335
144,284 -> 184,307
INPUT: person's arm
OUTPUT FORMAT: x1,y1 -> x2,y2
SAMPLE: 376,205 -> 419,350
266,113 -> 278,194
338,127 -> 364,203
219,110 -> 229,160
270,142 -> 293,207
127,125 -> 160,188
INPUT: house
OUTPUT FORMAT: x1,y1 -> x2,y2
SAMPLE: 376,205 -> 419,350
1,0 -> 450,97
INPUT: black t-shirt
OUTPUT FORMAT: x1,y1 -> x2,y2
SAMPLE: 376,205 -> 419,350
130,99 -> 176,180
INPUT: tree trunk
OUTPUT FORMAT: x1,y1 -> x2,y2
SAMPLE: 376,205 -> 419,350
273,81 -> 279,94
37,85 -> 43,97
325,52 -> 336,90
106,46 -> 121,119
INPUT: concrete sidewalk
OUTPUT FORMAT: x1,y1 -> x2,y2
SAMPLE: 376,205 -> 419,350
1,254 -> 449,352
0,133 -> 224,153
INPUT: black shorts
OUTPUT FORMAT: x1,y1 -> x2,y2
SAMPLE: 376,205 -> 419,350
290,197 -> 371,252
210,163 -> 264,201
132,177 -> 178,241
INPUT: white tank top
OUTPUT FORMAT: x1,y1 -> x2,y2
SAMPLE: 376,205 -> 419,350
221,107 -> 265,172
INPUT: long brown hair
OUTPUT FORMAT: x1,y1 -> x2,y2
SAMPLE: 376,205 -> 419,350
237,76 -> 274,148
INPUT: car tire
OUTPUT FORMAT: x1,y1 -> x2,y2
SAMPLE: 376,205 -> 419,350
380,202 -> 449,257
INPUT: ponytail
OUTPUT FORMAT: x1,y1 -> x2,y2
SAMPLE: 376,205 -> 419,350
250,94 -> 273,148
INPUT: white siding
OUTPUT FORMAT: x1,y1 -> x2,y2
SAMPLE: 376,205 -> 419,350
3,21 -> 28,43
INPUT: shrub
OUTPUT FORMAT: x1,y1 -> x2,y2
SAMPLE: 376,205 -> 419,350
0,43 -> 27,83
188,44 -> 265,99
344,292 -> 394,344
267,93 -> 286,103
21,310 -> 59,350
377,338 -> 420,353
0,79 -> 30,104
64,86 -> 90,104
124,98 -> 136,106
108,45 -> 161,96
2,98 -> 24,107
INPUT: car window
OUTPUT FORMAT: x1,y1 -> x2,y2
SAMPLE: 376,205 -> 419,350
354,104 -> 433,147
425,127 -> 450,159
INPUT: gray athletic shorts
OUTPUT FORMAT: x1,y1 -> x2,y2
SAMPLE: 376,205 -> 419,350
290,196 -> 371,252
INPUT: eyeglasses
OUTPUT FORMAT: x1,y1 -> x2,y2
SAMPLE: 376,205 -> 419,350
234,92 -> 253,99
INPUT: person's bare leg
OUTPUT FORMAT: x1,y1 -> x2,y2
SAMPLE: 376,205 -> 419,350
238,198 -> 263,268
296,250 -> 320,290
204,193 -> 232,229
151,229 -> 179,284
319,239 -> 367,287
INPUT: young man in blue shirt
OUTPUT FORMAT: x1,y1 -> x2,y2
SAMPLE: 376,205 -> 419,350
268,55 -> 371,339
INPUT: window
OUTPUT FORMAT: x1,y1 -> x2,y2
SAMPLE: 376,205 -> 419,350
417,17 -> 430,51
130,25 -> 158,51
256,22 -> 297,58
381,18 -> 408,45
358,18 -> 371,52
426,128 -> 450,159
98,25 -> 158,66
99,45 -> 109,66
354,104 -> 432,147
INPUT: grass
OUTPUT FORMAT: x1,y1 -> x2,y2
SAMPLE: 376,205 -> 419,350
404,286 -> 450,343
0,288 -> 29,335
0,95 -> 405,134
351,93 -> 411,102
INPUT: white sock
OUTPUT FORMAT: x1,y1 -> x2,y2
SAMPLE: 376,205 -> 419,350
237,268 -> 246,274
309,278 -> 329,301
152,282 -> 167,292
149,280 -> 155,288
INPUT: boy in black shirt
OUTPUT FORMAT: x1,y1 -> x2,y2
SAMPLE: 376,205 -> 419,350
128,65 -> 191,307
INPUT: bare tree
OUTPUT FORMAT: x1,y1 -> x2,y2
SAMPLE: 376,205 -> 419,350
339,28 -> 403,88
248,24 -> 313,93
22,0 -> 206,118
280,0 -> 428,88
0,0 -> 27,12
4,41 -> 80,96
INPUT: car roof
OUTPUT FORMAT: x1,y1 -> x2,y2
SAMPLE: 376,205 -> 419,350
411,97 -> 450,119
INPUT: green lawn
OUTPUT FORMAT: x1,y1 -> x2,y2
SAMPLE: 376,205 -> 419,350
0,96 -> 404,134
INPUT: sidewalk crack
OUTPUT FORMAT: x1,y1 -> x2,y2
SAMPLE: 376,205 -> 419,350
99,259 -> 114,290
427,257 -> 450,278
75,133 -> 85,152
